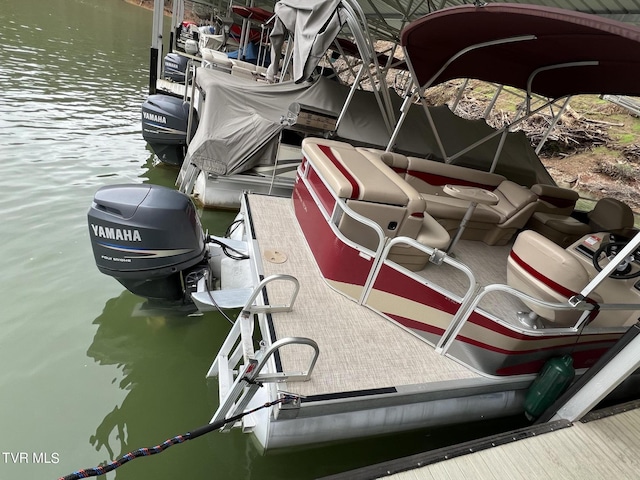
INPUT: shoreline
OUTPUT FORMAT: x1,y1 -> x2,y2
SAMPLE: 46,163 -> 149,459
123,0 -> 199,21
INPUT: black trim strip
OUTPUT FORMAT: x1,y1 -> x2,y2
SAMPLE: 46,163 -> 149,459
303,387 -> 397,403
581,398 -> 640,423
318,419 -> 572,480
244,192 -> 257,241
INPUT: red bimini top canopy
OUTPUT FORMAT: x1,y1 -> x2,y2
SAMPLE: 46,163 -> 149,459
401,4 -> 640,99
231,6 -> 273,24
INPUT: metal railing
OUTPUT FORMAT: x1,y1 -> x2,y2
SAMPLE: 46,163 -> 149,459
206,274 -> 318,431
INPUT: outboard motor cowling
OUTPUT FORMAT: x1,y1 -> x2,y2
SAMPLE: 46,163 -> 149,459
141,93 -> 199,166
88,184 -> 208,303
163,52 -> 189,83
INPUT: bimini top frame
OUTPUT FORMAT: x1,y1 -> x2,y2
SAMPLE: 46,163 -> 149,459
386,3 -> 640,166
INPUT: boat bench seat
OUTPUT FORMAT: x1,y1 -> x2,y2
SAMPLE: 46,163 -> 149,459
372,151 -> 538,245
230,60 -> 268,81
302,138 -> 450,271
201,48 -> 233,71
405,155 -> 506,195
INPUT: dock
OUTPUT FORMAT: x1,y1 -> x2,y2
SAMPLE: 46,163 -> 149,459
156,78 -> 186,97
321,400 -> 640,480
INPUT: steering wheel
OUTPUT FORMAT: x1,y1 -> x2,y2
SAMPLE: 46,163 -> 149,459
592,241 -> 640,280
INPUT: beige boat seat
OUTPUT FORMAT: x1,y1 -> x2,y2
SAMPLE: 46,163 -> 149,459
507,230 -> 601,326
302,139 -> 450,271
201,48 -> 233,70
378,155 -> 535,245
404,156 -> 505,195
357,147 -> 451,269
527,184 -> 591,247
378,151 -> 410,174
423,179 -> 538,246
587,197 -> 635,232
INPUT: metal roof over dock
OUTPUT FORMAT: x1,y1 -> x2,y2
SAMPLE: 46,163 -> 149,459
193,0 -> 640,43
355,0 -> 640,40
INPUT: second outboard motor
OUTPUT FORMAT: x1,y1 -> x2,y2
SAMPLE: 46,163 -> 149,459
141,93 -> 199,166
88,184 -> 209,305
163,52 -> 189,83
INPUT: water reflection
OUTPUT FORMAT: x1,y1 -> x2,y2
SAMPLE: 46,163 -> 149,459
140,150 -> 182,188
85,290 -> 232,478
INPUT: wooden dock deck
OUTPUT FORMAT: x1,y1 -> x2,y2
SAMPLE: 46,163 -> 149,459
321,400 -> 640,480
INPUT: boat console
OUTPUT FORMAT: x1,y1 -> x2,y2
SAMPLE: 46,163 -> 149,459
508,229 -> 640,328
568,232 -> 640,326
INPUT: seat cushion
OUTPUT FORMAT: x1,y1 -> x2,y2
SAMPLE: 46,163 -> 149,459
588,197 -> 634,232
531,212 -> 592,235
488,181 -> 537,222
422,194 -> 502,223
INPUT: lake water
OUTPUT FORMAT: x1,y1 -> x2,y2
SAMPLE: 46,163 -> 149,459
0,1 -> 523,478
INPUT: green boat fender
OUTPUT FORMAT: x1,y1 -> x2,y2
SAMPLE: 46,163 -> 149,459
524,354 -> 575,421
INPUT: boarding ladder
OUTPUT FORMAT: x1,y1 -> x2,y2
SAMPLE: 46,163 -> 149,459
176,62 -> 201,195
206,274 -> 319,431
177,157 -> 201,194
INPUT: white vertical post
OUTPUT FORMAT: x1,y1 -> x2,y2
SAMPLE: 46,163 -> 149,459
149,0 -> 165,94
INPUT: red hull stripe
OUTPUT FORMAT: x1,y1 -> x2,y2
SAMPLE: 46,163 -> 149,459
294,179 -> 372,286
509,250 -> 597,306
318,145 -> 360,199
386,313 -> 445,337
373,263 -> 460,315
456,333 -> 575,356
307,167 -> 336,216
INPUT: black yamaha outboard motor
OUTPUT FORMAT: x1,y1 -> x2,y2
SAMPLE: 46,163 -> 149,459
163,52 -> 189,83
88,184 -> 209,306
141,93 -> 199,166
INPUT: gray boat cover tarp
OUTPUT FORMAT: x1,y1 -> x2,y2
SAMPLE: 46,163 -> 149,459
267,0 -> 345,83
184,67 -> 554,186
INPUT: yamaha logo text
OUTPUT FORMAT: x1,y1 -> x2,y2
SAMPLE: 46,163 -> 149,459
143,111 -> 167,124
91,224 -> 142,242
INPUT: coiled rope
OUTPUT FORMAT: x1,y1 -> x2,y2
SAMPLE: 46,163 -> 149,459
58,396 -> 292,480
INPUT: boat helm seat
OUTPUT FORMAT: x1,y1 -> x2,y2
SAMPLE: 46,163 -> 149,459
506,230 -> 601,327
587,197 -> 635,233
